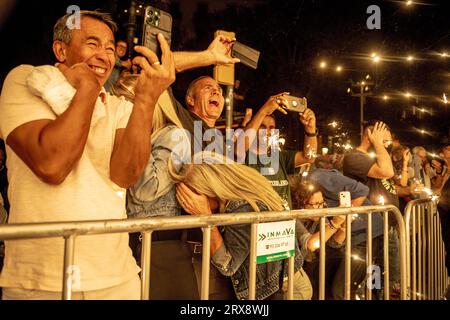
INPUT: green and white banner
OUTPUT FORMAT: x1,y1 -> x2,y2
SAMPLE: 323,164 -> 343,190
256,220 -> 296,264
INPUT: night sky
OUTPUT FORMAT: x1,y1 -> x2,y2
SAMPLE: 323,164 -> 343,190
0,0 -> 449,152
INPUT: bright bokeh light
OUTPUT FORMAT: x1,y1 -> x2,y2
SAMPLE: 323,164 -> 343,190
336,66 -> 342,72
383,95 -> 389,100
320,61 -> 327,68
407,55 -> 414,62
371,53 -> 381,63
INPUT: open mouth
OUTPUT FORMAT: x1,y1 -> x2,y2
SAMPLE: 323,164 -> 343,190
208,100 -> 219,107
89,65 -> 108,76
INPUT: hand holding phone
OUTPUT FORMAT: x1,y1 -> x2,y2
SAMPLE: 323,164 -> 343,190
276,95 -> 308,113
141,6 -> 172,60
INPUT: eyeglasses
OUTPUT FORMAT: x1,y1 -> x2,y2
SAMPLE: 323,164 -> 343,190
305,201 -> 326,209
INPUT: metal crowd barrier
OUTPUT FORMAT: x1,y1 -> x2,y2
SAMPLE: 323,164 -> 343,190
405,199 -> 449,300
0,205 -> 407,300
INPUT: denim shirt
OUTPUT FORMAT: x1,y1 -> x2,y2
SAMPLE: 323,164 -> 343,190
127,125 -> 190,217
211,200 -> 304,300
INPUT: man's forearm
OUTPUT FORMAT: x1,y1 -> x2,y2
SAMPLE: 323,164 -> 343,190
374,143 -> 394,177
110,99 -> 154,188
10,85 -> 99,184
303,135 -> 317,159
241,109 -> 268,152
173,51 -> 215,73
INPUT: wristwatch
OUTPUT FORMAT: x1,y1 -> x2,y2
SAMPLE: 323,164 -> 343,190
305,128 -> 318,137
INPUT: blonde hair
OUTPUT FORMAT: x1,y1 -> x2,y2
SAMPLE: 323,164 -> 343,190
112,75 -> 183,139
168,152 -> 284,213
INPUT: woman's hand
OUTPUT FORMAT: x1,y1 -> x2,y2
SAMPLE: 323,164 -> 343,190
176,182 -> 212,216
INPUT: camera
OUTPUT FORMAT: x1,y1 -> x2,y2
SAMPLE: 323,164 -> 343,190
276,95 -> 308,113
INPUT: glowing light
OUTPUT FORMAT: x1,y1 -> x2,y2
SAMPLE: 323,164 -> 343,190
329,121 -> 338,128
336,66 -> 343,72
369,152 -> 376,159
379,195 -> 385,205
308,185 -> 314,191
347,88 -> 351,94
352,254 -> 364,262
352,214 -> 359,221
420,108 -> 425,113
383,95 -> 389,100
322,147 -> 329,155
420,129 -> 425,134
431,195 -> 439,202
443,93 -> 448,104
312,239 -> 320,250
344,144 -> 353,150
422,188 -> 433,196
139,4 -> 143,8
366,74 -> 371,79
371,53 -> 381,63
407,55 -> 414,62
442,52 -> 448,58
361,81 -> 366,86
136,9 -> 140,13
124,9 -> 128,13
302,171 -> 309,177
404,92 -> 412,98
406,0 -> 413,5
320,61 -> 327,69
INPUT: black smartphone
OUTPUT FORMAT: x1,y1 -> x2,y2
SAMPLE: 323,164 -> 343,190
231,41 -> 260,69
141,5 -> 172,60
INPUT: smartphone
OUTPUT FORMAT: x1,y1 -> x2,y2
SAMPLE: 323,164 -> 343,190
277,95 -> 308,113
141,6 -> 172,59
232,41 -> 260,69
339,191 -> 351,207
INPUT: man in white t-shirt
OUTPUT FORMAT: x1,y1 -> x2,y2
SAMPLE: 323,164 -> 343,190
0,10 -> 177,300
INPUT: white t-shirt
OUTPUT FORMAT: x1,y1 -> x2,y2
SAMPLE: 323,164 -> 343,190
0,65 -> 140,291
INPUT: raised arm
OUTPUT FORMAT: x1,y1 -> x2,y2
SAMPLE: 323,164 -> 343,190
295,108 -> 318,166
110,34 -> 175,188
173,35 -> 240,73
367,122 -> 394,179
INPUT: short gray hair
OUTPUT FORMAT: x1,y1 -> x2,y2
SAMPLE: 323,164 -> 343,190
53,10 -> 118,44
185,76 -> 213,107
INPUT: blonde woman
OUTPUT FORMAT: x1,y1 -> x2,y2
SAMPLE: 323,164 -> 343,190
112,76 -> 199,299
169,152 -> 312,300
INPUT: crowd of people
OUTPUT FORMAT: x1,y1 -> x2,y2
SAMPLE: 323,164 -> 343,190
0,9 -> 449,300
